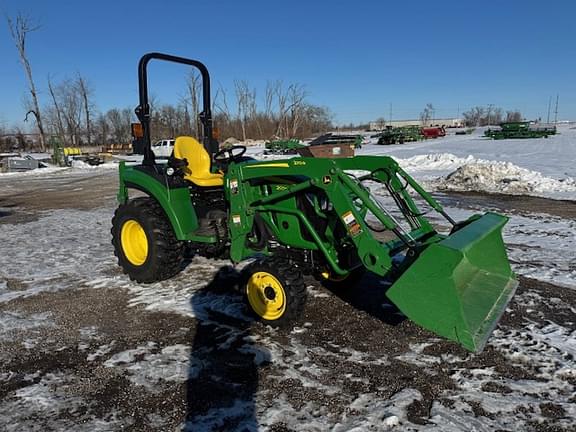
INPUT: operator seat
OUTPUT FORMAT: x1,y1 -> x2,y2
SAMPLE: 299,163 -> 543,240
173,136 -> 223,187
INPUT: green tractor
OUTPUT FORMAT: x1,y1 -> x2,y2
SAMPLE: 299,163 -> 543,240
112,53 -> 518,352
485,121 -> 557,139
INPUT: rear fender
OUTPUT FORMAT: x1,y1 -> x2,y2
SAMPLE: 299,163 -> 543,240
118,162 -> 199,240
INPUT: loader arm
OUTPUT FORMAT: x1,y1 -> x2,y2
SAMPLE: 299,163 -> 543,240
226,156 -> 447,275
226,156 -> 517,352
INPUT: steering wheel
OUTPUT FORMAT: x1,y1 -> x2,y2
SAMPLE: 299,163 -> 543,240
213,145 -> 247,163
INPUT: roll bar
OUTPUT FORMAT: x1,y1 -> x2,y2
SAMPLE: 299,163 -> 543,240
135,52 -> 217,165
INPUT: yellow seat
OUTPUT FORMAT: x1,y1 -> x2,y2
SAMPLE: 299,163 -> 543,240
173,136 -> 223,187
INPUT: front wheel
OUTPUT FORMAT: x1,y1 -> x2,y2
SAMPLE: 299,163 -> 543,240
111,197 -> 184,283
244,257 -> 307,326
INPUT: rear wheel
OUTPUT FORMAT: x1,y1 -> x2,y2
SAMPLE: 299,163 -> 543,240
244,257 -> 306,326
111,197 -> 184,283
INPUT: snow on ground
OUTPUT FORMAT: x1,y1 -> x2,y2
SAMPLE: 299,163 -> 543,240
1,200 -> 575,430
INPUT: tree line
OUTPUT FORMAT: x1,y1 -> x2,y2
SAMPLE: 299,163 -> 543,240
419,103 -> 523,127
461,106 -> 523,127
2,12 -> 332,152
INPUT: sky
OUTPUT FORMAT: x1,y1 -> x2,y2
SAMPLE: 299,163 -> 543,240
1,0 -> 575,129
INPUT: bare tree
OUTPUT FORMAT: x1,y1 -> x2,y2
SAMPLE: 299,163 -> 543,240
420,103 -> 435,126
264,81 -> 276,119
274,81 -> 288,137
185,71 -> 202,137
506,110 -> 523,122
213,84 -> 232,123
462,106 -> 485,127
287,84 -> 307,137
374,117 -> 386,130
47,76 -> 67,142
462,106 -> 513,127
46,76 -> 93,146
0,120 -> 7,152
94,113 -> 109,146
491,107 -> 503,125
148,93 -> 159,116
56,78 -> 83,145
234,80 -> 251,141
6,12 -> 46,151
247,86 -> 259,137
106,108 -> 130,144
76,74 -> 93,146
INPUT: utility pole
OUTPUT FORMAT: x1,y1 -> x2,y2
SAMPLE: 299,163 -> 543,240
554,94 -> 559,124
546,96 -> 552,124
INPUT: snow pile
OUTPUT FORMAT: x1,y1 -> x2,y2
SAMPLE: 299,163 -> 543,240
397,153 -> 479,172
385,151 -> 576,198
435,159 -> 576,196
0,165 -> 66,177
69,160 -> 117,170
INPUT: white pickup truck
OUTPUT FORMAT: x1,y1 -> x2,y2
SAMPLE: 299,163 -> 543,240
151,139 -> 175,158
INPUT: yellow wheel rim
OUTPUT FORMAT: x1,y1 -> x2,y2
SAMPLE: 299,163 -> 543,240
120,219 -> 148,266
246,272 -> 286,320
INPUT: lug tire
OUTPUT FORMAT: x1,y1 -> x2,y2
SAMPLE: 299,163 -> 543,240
111,197 -> 184,283
244,257 -> 307,326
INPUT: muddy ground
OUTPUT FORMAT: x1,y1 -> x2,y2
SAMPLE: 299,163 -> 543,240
0,169 -> 574,431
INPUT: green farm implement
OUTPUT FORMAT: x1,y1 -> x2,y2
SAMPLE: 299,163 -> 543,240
485,121 -> 556,139
308,133 -> 363,149
112,53 -> 518,352
264,139 -> 306,155
377,126 -> 422,145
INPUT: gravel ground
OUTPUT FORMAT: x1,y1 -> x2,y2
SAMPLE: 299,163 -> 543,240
0,169 -> 574,431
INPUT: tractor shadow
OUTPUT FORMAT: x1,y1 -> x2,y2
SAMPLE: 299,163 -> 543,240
184,265 -> 269,432
0,198 -> 17,219
323,272 -> 407,326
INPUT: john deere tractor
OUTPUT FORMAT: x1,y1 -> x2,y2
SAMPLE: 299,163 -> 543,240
112,53 -> 518,352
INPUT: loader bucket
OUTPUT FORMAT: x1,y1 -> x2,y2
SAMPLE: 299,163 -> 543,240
386,212 -> 518,352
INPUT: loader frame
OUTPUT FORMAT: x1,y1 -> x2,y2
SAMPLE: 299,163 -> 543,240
224,156 -> 451,277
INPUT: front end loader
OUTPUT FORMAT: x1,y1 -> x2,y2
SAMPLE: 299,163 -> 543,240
112,53 -> 518,352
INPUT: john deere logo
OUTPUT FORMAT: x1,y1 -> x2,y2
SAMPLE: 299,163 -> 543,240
323,176 -> 331,184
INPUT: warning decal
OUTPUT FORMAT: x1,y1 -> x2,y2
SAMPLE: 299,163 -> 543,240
342,211 -> 362,236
